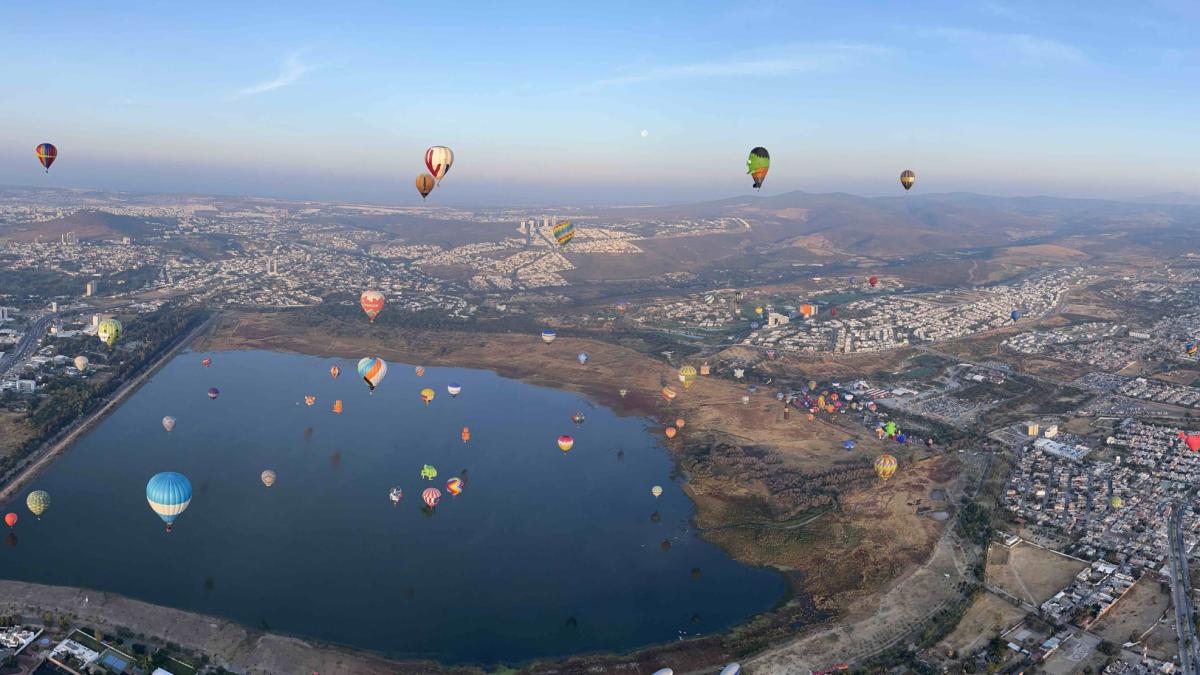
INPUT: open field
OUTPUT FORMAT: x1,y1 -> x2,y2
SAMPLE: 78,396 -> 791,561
936,592 -> 1027,657
986,542 -> 1087,606
0,410 -> 33,456
1091,577 -> 1177,661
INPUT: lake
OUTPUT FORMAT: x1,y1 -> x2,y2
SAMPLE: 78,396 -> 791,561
0,350 -> 785,664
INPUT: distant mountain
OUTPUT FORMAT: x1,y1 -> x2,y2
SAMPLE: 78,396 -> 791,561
1131,192 -> 1200,206
0,209 -> 161,242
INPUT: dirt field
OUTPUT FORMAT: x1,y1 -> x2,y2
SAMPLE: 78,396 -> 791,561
936,592 -> 1027,657
1091,577 -> 1177,661
987,542 -> 1087,606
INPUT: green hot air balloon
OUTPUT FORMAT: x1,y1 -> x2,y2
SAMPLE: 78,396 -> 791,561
97,318 -> 122,348
747,147 -> 770,189
26,490 -> 50,519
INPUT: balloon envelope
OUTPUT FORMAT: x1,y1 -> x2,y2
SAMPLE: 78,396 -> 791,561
207,387 -> 219,400
36,143 -> 57,171
360,290 -> 385,322
261,470 -> 276,487
422,487 -> 442,507
74,356 -> 88,371
557,435 -> 574,452
146,472 -> 191,529
162,416 -> 176,433
97,318 -> 122,347
415,173 -> 435,199
900,169 -> 916,191
4,513 -> 16,528
541,329 -> 556,344
447,383 -> 462,397
874,454 -> 898,481
424,146 -> 454,183
357,357 -> 387,391
746,147 -> 770,189
26,491 -> 50,518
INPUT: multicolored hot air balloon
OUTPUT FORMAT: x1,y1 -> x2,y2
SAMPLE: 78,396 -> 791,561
446,477 -> 463,496
360,290 -> 385,322
389,486 -> 403,504
420,388 -> 435,405
461,426 -> 471,443
422,487 -> 442,507
162,416 -> 176,433
207,388 -> 219,400
330,364 -> 341,379
558,435 -> 575,452
1187,343 -> 1198,356
304,395 -> 316,406
572,411 -> 585,426
541,329 -> 557,344
26,491 -> 49,519
424,146 -> 454,184
97,318 -> 122,347
201,357 -> 212,368
700,362 -> 711,376
3,513 -> 15,528
35,143 -> 57,172
874,454 -> 898,481
421,464 -> 438,480
357,357 -> 387,392
447,383 -> 462,397
900,169 -> 916,191
146,472 -> 191,531
553,220 -> 576,246
747,147 -> 770,189
414,365 -> 425,377
74,356 -> 88,371
261,470 -> 276,487
416,173 -> 435,200
651,485 -> 663,498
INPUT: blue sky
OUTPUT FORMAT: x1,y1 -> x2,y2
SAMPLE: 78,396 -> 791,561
0,0 -> 1196,205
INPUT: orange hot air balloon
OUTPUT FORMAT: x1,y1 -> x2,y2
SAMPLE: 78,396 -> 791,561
661,386 -> 677,402
304,395 -> 316,406
3,513 -> 15,528
800,303 -> 814,319
700,362 -> 710,376
461,427 -> 471,443
416,173 -> 435,200
360,290 -> 385,322
675,418 -> 685,429
807,413 -> 815,421
332,400 -> 343,414
330,365 -> 340,379
665,426 -> 677,438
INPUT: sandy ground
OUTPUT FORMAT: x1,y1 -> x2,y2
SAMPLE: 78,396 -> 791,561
936,593 -> 1027,657
1091,577 -> 1178,661
986,542 -> 1087,606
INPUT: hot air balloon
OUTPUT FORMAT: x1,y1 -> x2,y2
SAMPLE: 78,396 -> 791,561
896,433 -> 907,444
720,664 -> 742,675
754,306 -> 764,317
1179,432 -> 1200,452
389,486 -> 403,504
747,147 -> 770,189
675,417 -> 685,429
868,276 -> 879,288
36,143 -> 58,172
925,437 -> 935,449
558,435 -> 574,452
332,399 -> 343,414
572,411 -> 586,426
884,421 -> 897,438
26,491 -> 49,519
201,357 -> 212,368
678,365 -> 698,389
261,470 -> 276,487
424,146 -> 454,184
874,454 -> 898,481
447,383 -> 462,397
553,220 -> 576,246
830,307 -> 838,318
741,395 -> 750,405
73,356 -> 88,371
867,401 -> 877,412
4,513 -> 16,528
162,416 -> 176,433
146,472 -> 191,531
446,477 -> 463,496
461,426 -> 471,443
360,290 -> 385,322
541,329 -> 557,344
734,368 -> 745,379
651,485 -> 663,498
1187,343 -> 1198,356
616,301 -> 628,314
420,388 -> 435,405
800,303 -> 815,319
421,464 -> 438,480
900,169 -> 916,191
700,362 -> 711,376
619,388 -> 628,398
330,365 -> 340,379
1010,310 -> 1020,322
661,387 -> 677,402
422,487 -> 442,507
416,173 -> 435,200
1110,496 -> 1123,508
665,426 -> 677,439
357,357 -> 387,392
577,352 -> 589,365
843,439 -> 855,451
304,395 -> 315,406
207,388 -> 219,400
97,318 -> 122,347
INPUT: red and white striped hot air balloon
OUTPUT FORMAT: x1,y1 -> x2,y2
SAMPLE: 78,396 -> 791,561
422,487 -> 442,507
424,146 -> 454,184
360,290 -> 385,322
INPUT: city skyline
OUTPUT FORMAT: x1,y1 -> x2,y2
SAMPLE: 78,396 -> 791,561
0,1 -> 1196,205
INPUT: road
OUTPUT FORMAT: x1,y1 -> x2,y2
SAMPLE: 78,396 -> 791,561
0,312 -> 56,378
1167,501 -> 1199,675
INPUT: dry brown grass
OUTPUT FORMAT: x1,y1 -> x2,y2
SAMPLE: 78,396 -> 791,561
0,411 -> 33,456
1091,577 -> 1177,660
986,542 -> 1087,605
937,592 -> 1027,656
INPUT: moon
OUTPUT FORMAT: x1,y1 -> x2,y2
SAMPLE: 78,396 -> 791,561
640,129 -> 649,138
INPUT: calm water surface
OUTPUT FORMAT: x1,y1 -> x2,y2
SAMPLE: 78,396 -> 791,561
0,350 -> 785,664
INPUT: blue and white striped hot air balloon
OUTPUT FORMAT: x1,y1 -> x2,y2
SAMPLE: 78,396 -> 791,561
146,472 -> 192,532
357,357 -> 387,393
541,329 -> 556,345
447,383 -> 462,397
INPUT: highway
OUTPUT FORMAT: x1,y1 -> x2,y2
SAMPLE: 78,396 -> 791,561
0,312 -> 56,378
1167,501 -> 1199,675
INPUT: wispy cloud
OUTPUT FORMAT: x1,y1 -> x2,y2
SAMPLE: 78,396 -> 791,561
924,27 -> 1087,66
587,43 -> 889,89
980,0 -> 1021,20
237,52 -> 310,97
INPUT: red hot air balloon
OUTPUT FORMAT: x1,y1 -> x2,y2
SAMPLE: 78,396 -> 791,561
868,276 -> 879,288
830,307 -> 837,318
1178,432 -> 1200,452
35,143 -> 57,172
3,513 -> 16,528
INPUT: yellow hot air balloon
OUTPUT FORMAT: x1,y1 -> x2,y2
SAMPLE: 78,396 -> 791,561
26,490 -> 50,518
874,454 -> 898,481
420,388 -> 435,405
678,365 -> 698,390
675,418 -> 685,429
665,426 -> 677,439
97,318 -> 122,348
651,485 -> 663,498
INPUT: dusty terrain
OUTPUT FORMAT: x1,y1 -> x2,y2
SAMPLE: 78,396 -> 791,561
1090,577 -> 1177,661
0,410 -> 33,456
986,542 -> 1087,606
936,592 -> 1027,657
